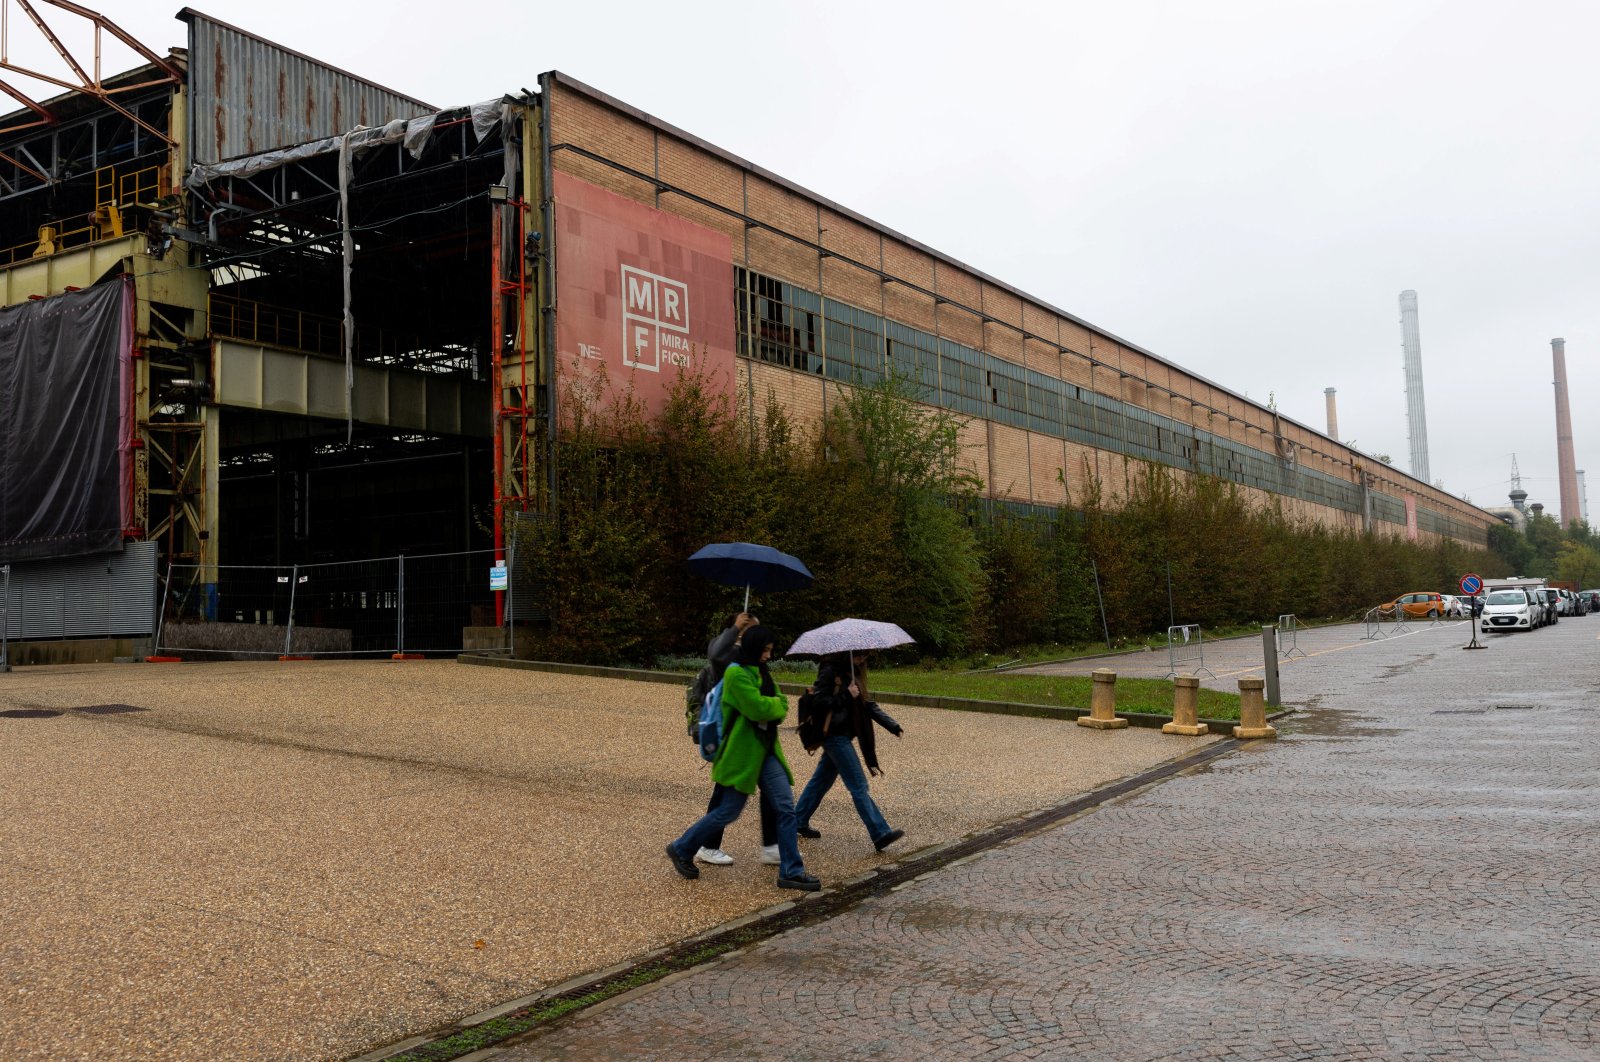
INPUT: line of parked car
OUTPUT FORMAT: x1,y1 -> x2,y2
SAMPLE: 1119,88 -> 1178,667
1476,586 -> 1598,633
1381,586 -> 1600,633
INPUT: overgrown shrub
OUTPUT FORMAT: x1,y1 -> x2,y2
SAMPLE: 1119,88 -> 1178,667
517,358 -> 1514,663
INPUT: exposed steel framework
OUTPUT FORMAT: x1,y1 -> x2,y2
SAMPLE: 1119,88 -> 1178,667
490,185 -> 541,625
0,0 -> 181,142
1,0 -> 207,595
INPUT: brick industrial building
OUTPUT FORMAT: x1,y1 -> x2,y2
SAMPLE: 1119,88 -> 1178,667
0,6 -> 1498,654
542,73 -> 1491,540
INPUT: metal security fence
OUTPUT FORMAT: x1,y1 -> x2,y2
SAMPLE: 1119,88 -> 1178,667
1277,614 -> 1307,659
1362,603 -> 1410,641
1164,623 -> 1214,679
156,546 -> 511,658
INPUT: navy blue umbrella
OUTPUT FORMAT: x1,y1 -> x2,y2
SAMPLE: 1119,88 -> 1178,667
685,542 -> 813,610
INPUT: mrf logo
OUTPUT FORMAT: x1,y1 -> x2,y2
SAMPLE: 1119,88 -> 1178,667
621,264 -> 691,373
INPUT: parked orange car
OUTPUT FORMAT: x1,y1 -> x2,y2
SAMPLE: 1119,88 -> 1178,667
1382,591 -> 1445,618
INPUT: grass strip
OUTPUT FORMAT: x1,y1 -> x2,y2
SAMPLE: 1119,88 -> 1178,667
869,669 -> 1243,720
383,946 -> 734,1062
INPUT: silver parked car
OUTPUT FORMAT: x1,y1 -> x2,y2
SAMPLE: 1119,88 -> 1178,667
1539,588 -> 1562,622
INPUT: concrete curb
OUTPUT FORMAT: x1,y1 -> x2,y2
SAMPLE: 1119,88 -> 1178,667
453,652 -> 1283,731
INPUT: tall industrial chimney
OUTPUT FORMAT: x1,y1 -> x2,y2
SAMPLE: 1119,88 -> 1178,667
1398,291 -> 1431,483
1324,387 -> 1339,439
1552,338 -> 1581,527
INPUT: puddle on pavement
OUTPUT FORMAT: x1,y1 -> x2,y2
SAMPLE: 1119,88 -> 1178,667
1278,707 -> 1403,740
1380,653 -> 1436,678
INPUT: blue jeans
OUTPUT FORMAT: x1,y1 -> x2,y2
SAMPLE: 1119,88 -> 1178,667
705,787 -> 776,851
670,753 -> 805,880
794,735 -> 891,844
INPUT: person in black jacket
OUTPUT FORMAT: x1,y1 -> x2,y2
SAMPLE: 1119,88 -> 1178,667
692,612 -> 777,867
792,650 -> 905,852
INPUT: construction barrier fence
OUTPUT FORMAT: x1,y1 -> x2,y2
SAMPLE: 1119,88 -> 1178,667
154,545 -> 512,659
1277,614 -> 1306,659
1164,623 -> 1214,679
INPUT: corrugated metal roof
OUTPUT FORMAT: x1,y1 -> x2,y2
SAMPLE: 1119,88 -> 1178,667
180,8 -> 434,164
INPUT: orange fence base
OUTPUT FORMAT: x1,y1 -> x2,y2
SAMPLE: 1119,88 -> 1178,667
277,655 -> 312,661
391,653 -> 425,661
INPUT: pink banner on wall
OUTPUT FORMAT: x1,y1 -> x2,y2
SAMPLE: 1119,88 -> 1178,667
1404,495 -> 1418,541
553,172 -> 736,421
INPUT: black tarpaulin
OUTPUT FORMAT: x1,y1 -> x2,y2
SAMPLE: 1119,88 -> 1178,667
0,278 -> 131,563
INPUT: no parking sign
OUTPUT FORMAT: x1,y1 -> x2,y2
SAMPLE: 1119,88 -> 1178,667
1461,573 -> 1487,649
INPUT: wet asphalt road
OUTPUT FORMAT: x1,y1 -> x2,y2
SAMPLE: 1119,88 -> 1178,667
500,616 -> 1600,1060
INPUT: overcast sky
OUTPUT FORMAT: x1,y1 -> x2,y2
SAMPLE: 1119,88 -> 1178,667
13,1 -> 1597,514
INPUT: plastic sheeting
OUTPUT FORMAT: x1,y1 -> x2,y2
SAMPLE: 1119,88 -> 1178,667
0,279 -> 131,563
184,99 -> 506,189
185,115 -> 435,186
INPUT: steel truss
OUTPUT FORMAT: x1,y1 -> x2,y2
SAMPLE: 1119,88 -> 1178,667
0,0 -> 181,198
0,88 -> 171,200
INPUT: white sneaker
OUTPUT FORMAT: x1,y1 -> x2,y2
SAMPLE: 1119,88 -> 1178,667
760,844 -> 780,865
695,847 -> 734,866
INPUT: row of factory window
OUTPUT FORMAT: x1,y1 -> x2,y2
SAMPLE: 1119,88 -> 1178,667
733,268 -> 1482,544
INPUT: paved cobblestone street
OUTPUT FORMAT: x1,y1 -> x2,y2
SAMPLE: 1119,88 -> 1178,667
505,618 -> 1600,1060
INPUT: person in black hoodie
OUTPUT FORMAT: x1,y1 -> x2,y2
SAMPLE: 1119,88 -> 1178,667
792,650 -> 905,852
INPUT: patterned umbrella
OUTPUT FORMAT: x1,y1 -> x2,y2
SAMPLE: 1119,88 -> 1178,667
786,617 -> 915,658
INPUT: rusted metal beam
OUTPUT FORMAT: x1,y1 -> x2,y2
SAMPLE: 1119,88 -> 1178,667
36,0 -> 184,81
1,0 -> 181,144
0,76 -> 52,121
15,0 -> 92,87
0,81 -> 53,138
0,145 -> 47,182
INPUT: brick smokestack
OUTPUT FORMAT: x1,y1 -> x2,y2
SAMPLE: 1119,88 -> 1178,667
1552,338 -> 1581,527
1324,387 -> 1339,440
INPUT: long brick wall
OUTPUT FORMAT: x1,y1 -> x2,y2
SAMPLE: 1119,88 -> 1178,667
542,74 -> 1498,547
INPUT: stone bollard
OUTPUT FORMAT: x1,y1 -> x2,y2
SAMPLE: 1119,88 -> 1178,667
1232,677 -> 1278,739
1077,668 -> 1128,730
1162,675 -> 1209,736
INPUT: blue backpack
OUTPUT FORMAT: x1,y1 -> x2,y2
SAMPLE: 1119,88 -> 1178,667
696,677 -> 727,762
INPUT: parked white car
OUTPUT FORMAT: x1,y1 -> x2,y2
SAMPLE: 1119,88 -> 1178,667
1439,594 -> 1465,617
1480,588 -> 1539,632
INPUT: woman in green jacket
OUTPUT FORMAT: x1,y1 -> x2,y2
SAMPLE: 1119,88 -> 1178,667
666,626 -> 820,891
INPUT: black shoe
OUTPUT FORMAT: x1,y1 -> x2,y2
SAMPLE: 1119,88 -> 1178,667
873,828 -> 905,852
777,873 -> 821,892
665,843 -> 699,880
796,825 -> 822,839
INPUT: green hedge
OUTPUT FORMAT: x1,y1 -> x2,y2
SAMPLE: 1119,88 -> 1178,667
511,361 -> 1507,664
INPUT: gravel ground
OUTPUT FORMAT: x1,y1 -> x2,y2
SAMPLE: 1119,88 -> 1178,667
0,659 -> 1216,1060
